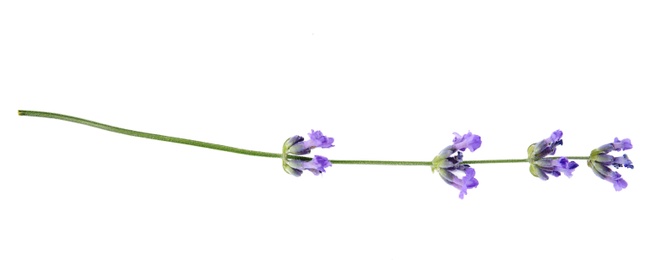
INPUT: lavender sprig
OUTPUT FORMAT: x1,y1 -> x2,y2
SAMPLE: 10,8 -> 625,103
18,110 -> 635,200
431,131 -> 482,199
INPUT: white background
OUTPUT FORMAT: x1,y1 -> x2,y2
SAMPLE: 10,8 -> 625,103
2,1 -> 666,259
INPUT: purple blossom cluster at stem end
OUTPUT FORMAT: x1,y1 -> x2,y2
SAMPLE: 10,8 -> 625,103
588,137 -> 634,191
283,130 -> 334,177
433,131 -> 482,199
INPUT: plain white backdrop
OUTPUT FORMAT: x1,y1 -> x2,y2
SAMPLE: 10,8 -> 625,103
2,1 -> 666,259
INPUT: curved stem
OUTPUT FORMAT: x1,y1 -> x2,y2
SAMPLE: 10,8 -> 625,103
18,110 -> 589,166
18,110 -> 283,159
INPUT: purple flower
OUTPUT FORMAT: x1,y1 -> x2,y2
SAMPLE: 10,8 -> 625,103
587,138 -> 634,191
453,131 -> 482,152
282,130 -> 334,177
555,157 -> 579,177
527,130 -> 579,180
612,138 -> 633,151
607,172 -> 629,191
440,167 -> 479,199
529,130 -> 564,160
531,157 -> 579,179
432,131 -> 482,199
286,155 -> 332,176
286,130 -> 334,155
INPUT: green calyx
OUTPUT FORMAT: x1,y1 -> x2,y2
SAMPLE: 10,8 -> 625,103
526,143 -> 541,178
282,137 -> 294,176
526,143 -> 537,162
586,148 -> 602,170
431,155 -> 445,173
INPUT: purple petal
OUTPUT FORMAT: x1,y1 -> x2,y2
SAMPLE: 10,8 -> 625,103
554,157 -> 579,178
614,178 -> 628,191
566,161 -> 579,175
463,167 -> 479,188
287,155 -> 332,176
305,130 -> 335,149
612,138 -> 633,151
314,155 -> 332,168
549,130 -> 563,143
288,130 -> 334,155
533,159 -> 568,179
304,155 -> 332,174
457,167 -> 479,199
606,172 -> 628,191
437,167 -> 478,199
458,190 -> 467,199
531,130 -> 564,159
452,131 -> 482,152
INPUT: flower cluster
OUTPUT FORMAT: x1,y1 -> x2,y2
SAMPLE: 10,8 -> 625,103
431,132 -> 482,199
587,138 -> 634,191
280,129 -> 635,198
282,130 -> 334,177
527,130 -> 579,180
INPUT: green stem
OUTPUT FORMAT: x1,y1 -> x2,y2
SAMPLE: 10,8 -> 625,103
330,156 -> 589,166
18,110 -> 589,166
329,160 -> 431,166
462,156 -> 589,164
18,110 -> 283,159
